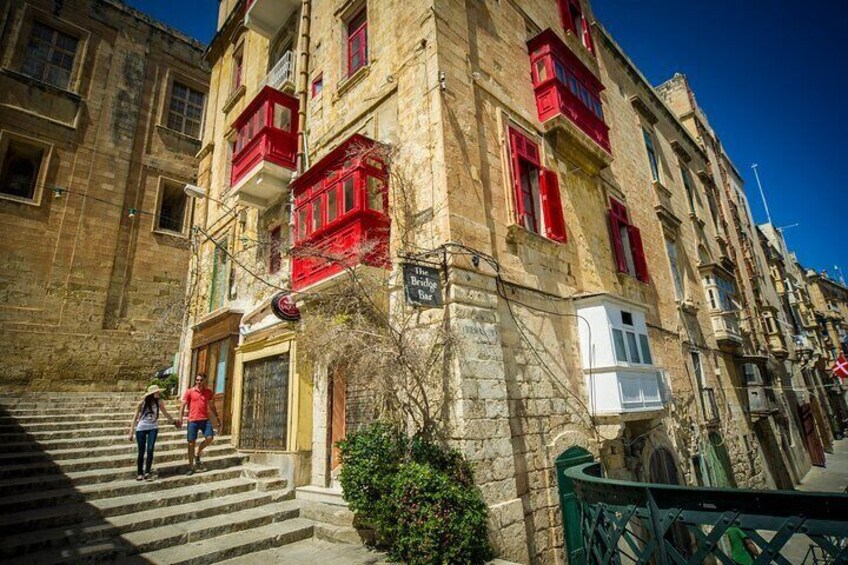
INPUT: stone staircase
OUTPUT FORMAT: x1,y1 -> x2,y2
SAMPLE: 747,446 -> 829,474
0,392 -> 323,564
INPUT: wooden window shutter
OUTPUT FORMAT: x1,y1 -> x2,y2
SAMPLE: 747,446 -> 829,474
629,225 -> 649,282
608,212 -> 627,273
508,128 -> 531,224
581,17 -> 594,53
540,168 -> 567,243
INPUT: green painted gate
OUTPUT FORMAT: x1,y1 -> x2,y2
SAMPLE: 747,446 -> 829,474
555,446 -> 594,565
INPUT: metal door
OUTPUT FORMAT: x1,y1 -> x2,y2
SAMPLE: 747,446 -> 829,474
239,354 -> 290,451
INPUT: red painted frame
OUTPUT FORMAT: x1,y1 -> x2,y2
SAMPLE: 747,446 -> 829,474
527,29 -> 610,154
290,134 -> 390,290
608,197 -> 648,282
230,86 -> 298,186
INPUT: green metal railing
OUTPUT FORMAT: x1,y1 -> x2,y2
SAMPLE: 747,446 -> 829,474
563,462 -> 848,564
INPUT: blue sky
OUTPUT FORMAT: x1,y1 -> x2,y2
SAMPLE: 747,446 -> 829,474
128,0 -> 847,279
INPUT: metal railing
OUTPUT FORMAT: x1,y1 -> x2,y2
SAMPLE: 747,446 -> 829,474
262,50 -> 296,91
563,462 -> 848,564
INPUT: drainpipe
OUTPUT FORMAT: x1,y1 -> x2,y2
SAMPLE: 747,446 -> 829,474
295,0 -> 311,176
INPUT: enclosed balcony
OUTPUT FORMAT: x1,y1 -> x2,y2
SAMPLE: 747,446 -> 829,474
711,310 -> 743,348
230,86 -> 298,209
291,134 -> 390,291
245,0 -> 300,39
575,296 -> 667,419
527,29 -> 611,174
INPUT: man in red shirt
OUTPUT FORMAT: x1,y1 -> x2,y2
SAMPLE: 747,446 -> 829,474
179,373 -> 221,475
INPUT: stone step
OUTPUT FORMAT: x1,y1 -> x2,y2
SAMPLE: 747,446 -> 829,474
0,443 -> 237,478
0,434 -> 233,454
0,436 -> 207,463
0,425 -> 190,443
0,411 -> 140,425
0,453 -> 245,495
3,503 -> 306,565
132,517 -> 315,565
0,477 -> 259,534
0,466 -> 247,513
0,418 -> 184,433
0,404 -> 180,417
0,490 -> 288,557
0,400 -> 179,411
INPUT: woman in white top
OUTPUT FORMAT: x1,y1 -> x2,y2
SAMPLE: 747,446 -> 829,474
128,385 -> 180,480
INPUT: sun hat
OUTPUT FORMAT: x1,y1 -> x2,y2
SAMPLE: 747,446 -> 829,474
143,384 -> 162,398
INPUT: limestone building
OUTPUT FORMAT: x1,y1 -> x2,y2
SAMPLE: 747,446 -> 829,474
181,0 -> 836,562
0,0 -> 209,390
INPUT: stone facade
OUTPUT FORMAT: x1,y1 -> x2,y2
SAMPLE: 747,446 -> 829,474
0,0 -> 208,390
182,1 -> 844,563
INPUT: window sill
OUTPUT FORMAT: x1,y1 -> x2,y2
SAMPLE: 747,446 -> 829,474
506,223 -> 566,253
222,84 -> 246,114
1,67 -> 81,101
156,124 -> 202,145
336,64 -> 371,99
0,192 -> 41,207
153,227 -> 190,240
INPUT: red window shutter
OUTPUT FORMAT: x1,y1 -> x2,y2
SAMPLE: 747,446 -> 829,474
608,212 -> 627,273
508,128 -> 527,223
628,225 -> 649,282
540,168 -> 567,243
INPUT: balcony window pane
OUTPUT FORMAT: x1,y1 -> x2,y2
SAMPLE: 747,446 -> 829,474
274,103 -> 292,131
639,334 -> 652,365
297,207 -> 308,240
626,331 -> 641,364
312,197 -> 323,231
612,329 -> 628,362
554,60 -> 568,84
343,177 -> 355,213
327,189 -> 338,223
535,59 -> 548,83
620,378 -> 642,406
367,176 -> 385,212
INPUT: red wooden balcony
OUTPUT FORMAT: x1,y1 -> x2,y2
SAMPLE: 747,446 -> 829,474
230,86 -> 298,209
291,134 -> 390,291
245,0 -> 300,39
527,29 -> 611,172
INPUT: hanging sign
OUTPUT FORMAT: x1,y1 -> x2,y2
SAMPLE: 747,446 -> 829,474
271,293 -> 301,321
403,263 -> 443,307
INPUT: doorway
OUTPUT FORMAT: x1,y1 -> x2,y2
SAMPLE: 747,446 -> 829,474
798,402 -> 826,467
648,448 -> 692,557
239,354 -> 290,451
327,369 -> 346,486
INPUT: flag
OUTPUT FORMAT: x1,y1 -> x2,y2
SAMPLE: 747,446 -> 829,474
833,354 -> 848,380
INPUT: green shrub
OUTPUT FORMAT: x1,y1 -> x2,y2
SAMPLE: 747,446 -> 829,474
338,424 -> 493,564
149,373 -> 179,399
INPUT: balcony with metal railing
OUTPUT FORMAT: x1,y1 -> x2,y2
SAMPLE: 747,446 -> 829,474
261,51 -> 296,94
560,461 -> 848,564
245,0 -> 300,39
711,310 -> 743,349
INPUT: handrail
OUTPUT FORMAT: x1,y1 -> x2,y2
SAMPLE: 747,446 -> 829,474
563,462 -> 848,563
262,50 -> 296,91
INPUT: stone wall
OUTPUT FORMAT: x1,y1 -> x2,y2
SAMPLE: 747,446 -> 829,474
0,0 -> 208,390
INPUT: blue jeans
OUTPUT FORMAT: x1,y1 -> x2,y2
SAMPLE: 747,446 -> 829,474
187,420 -> 214,442
135,428 -> 159,475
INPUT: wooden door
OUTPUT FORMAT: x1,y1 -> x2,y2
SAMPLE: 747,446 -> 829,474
799,403 -> 826,467
327,370 -> 346,478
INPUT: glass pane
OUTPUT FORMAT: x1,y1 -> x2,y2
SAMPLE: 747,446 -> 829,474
274,103 -> 291,131
343,177 -> 355,213
627,332 -> 641,364
327,189 -> 338,223
639,334 -> 652,365
535,59 -> 548,83
312,197 -> 323,231
215,340 -> 229,394
612,329 -> 628,363
620,377 -> 642,406
367,176 -> 384,212
297,208 -> 308,240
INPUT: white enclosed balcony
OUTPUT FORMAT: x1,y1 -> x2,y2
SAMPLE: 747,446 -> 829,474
711,310 -> 743,348
575,295 -> 668,419
245,0 -> 300,39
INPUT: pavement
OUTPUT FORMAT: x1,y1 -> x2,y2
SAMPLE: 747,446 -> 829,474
797,436 -> 848,493
217,538 -> 390,564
